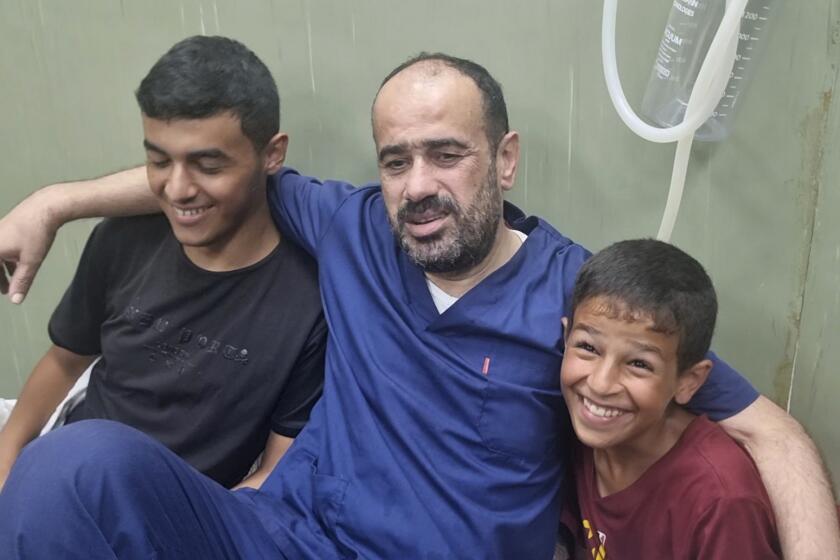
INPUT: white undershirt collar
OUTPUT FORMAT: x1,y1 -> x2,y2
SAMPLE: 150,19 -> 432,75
425,229 -> 527,314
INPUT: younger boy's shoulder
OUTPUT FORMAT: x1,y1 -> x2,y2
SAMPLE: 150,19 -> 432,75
671,415 -> 782,558
683,415 -> 768,497
665,415 -> 778,532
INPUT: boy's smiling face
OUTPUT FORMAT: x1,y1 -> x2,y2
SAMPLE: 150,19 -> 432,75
561,296 -> 702,453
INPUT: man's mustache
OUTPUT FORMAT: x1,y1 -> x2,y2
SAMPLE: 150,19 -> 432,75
397,195 -> 459,222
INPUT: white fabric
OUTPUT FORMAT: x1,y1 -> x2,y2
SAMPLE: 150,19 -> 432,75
427,280 -> 459,314
41,360 -> 94,434
0,360 -> 95,433
0,399 -> 15,429
553,543 -> 571,560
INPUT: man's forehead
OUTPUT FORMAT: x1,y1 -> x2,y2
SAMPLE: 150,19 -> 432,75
372,65 -> 485,145
375,64 -> 481,114
392,59 -> 452,82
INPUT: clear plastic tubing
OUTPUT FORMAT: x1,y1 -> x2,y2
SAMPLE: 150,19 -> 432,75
601,0 -> 746,144
601,0 -> 747,240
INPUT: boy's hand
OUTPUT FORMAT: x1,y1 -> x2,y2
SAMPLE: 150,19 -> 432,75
0,191 -> 59,304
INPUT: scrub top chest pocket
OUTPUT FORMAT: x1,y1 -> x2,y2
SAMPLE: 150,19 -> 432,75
476,350 -> 564,463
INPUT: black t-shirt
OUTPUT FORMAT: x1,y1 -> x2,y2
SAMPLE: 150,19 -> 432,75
49,215 -> 326,488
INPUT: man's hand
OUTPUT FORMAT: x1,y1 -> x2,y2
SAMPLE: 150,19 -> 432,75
0,191 -> 59,304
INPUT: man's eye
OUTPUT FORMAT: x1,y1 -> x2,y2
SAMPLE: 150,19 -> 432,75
436,152 -> 464,166
148,160 -> 170,169
198,165 -> 223,175
384,159 -> 407,171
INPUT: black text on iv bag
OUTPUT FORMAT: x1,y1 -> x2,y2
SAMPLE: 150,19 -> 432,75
641,0 -> 781,142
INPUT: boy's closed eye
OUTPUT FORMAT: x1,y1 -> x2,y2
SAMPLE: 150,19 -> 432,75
573,340 -> 598,355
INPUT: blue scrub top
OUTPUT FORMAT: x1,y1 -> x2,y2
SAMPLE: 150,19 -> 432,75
248,169 -> 758,559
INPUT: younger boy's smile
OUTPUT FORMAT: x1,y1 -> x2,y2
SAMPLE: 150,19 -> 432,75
580,395 -> 628,420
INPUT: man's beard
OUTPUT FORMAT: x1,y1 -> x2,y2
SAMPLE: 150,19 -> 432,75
390,167 -> 502,275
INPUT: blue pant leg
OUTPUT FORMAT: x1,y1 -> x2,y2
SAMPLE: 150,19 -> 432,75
0,420 -> 285,560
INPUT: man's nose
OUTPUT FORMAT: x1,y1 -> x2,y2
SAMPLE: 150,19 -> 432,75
165,164 -> 199,202
403,158 -> 438,202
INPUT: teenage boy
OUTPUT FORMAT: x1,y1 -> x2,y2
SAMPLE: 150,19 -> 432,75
0,36 -> 326,490
561,239 -> 781,559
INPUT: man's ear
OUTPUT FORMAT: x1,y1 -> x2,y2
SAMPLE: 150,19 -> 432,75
496,131 -> 520,192
263,132 -> 289,174
674,359 -> 713,405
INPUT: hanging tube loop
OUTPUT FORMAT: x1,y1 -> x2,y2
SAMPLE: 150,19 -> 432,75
602,0 -> 747,143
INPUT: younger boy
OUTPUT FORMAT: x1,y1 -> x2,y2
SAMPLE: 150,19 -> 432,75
560,239 -> 781,559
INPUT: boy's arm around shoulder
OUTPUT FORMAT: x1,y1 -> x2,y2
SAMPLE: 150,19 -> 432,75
721,395 -> 840,559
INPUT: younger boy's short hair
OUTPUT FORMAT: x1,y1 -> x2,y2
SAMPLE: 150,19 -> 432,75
569,239 -> 717,372
135,35 -> 279,150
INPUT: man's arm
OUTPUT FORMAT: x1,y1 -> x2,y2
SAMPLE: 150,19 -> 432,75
267,168 -> 359,257
721,395 -> 840,559
0,345 -> 95,490
233,432 -> 295,490
0,166 -> 157,303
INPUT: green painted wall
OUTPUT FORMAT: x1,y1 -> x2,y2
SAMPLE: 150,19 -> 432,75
1,0 -> 838,480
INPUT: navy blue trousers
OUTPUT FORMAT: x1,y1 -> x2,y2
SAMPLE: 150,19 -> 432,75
0,420 -> 285,559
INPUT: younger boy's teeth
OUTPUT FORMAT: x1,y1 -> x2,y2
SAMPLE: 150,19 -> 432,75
582,396 -> 625,418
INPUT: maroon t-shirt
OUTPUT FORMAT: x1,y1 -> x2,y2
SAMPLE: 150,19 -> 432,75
569,415 -> 781,559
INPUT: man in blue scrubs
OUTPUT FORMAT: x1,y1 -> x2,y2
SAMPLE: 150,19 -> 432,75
0,52 -> 837,559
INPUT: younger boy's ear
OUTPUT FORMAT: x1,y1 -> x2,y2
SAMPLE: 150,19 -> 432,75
561,317 -> 569,341
263,132 -> 289,175
674,359 -> 713,405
